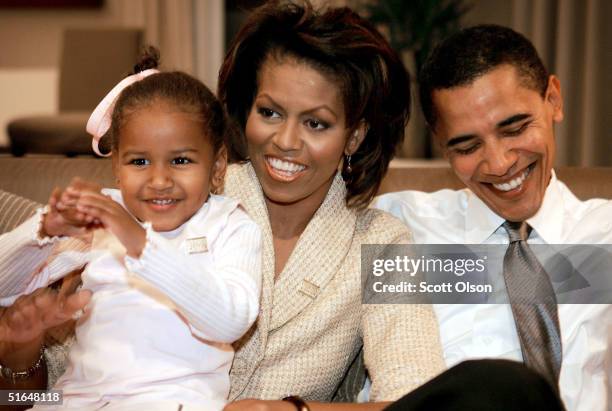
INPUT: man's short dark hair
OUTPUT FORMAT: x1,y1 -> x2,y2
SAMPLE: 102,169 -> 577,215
419,24 -> 549,130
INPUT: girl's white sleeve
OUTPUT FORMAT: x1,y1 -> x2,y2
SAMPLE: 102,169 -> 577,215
124,210 -> 262,343
0,209 -> 91,304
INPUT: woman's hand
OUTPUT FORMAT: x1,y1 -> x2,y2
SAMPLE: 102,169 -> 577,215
0,271 -> 90,345
0,273 -> 86,394
0,269 -> 89,392
75,191 -> 146,258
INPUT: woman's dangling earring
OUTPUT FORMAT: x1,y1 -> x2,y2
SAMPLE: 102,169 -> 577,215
345,154 -> 352,174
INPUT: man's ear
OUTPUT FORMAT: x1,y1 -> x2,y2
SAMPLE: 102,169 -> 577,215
211,146 -> 228,194
427,125 -> 450,160
344,121 -> 368,156
546,75 -> 564,123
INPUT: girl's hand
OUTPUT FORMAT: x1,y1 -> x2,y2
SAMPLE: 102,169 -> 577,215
41,178 -> 103,238
0,271 -> 90,344
75,191 -> 146,258
41,187 -> 90,238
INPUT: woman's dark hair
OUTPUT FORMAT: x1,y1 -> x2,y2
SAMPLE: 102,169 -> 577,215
109,46 -> 230,154
419,24 -> 549,131
218,0 -> 410,209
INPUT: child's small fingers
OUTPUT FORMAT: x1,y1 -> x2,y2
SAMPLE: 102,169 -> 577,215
68,177 -> 85,189
49,187 -> 61,206
77,204 -> 103,220
72,209 -> 98,227
65,186 -> 83,195
77,195 -> 114,214
64,188 -> 81,201
61,190 -> 80,207
57,198 -> 70,210
69,178 -> 102,194
78,191 -> 108,202
75,211 -> 91,222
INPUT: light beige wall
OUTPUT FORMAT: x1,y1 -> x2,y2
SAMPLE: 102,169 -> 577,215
0,0 -> 136,145
0,69 -> 57,146
0,1 -> 131,68
0,0 -> 223,147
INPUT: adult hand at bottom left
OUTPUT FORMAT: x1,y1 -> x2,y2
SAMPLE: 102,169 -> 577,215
0,270 -> 91,345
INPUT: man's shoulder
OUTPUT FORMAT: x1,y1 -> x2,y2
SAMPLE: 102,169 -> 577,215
575,196 -> 612,219
557,180 -> 612,225
373,188 -> 470,222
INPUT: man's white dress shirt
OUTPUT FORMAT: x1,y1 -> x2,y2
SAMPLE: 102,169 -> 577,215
0,190 -> 262,410
374,171 -> 611,411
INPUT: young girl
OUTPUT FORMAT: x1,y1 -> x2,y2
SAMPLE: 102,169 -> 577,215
0,48 -> 262,410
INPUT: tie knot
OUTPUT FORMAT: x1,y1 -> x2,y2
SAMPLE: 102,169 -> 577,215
503,221 -> 531,243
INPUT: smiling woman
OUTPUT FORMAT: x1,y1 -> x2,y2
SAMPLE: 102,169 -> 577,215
244,56 -> 350,210
217,1 -> 445,409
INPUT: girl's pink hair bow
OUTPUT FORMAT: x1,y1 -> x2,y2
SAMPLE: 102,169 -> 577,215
86,68 -> 159,157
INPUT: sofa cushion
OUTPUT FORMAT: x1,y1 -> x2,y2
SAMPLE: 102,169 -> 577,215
0,156 -> 115,204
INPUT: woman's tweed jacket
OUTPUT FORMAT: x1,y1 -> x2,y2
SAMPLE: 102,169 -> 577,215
225,163 -> 445,402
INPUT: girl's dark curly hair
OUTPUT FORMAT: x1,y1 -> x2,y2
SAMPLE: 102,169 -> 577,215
108,46 -> 231,155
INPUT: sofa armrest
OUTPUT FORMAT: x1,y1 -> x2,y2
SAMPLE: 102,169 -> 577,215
0,190 -> 41,235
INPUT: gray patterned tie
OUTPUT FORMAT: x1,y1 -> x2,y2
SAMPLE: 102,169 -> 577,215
502,221 -> 562,392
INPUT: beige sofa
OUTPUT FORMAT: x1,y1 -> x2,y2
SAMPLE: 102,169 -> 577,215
1,155 -> 611,234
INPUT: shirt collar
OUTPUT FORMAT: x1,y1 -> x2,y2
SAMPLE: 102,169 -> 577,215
465,189 -> 504,244
525,170 -> 564,243
465,169 -> 563,244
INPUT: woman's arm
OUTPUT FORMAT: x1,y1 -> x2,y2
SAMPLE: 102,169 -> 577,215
361,228 -> 445,400
222,300 -> 443,411
362,303 -> 444,400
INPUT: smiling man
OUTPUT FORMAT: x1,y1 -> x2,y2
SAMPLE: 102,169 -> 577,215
430,63 -> 560,222
375,25 -> 611,411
